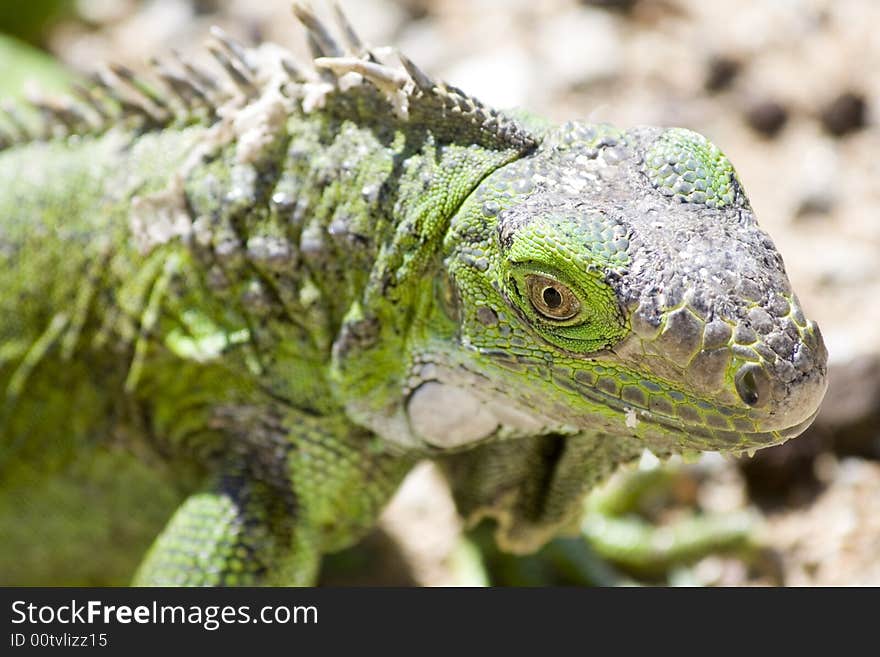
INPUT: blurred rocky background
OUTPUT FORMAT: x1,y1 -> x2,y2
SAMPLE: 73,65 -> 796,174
1,0 -> 878,585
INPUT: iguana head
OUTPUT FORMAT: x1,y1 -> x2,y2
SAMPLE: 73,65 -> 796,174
424,122 -> 827,456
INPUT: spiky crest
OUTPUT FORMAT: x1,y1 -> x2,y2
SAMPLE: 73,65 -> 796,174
0,3 -> 538,155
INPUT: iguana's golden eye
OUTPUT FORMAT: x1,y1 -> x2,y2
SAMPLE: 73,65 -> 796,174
525,274 -> 580,321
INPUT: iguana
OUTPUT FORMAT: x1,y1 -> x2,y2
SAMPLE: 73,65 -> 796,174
0,3 -> 827,585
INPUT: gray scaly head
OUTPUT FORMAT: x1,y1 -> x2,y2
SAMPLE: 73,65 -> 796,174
423,123 -> 827,455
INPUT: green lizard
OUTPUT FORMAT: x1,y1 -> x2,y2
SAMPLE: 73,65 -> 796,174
0,4 -> 827,585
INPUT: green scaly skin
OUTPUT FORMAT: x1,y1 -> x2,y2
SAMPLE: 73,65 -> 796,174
0,5 -> 827,585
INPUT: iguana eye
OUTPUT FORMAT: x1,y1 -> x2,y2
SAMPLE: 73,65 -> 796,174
525,274 -> 580,320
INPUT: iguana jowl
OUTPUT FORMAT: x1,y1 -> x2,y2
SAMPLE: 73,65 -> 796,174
0,4 -> 827,585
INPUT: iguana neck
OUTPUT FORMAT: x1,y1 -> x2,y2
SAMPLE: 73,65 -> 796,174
178,96 -> 531,434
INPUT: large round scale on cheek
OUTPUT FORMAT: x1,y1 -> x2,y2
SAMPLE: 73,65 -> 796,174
406,382 -> 499,448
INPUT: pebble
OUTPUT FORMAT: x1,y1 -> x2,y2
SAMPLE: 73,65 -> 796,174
580,0 -> 639,13
745,100 -> 789,138
704,55 -> 741,93
820,91 -> 867,137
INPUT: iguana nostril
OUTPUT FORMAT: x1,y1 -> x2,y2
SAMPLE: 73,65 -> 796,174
735,364 -> 769,407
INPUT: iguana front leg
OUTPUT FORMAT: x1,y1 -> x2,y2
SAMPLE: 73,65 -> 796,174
441,434 -> 755,585
134,410 -> 414,586
439,431 -> 646,554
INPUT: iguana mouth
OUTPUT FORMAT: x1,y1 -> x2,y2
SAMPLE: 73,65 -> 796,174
429,351 -> 813,453
567,372 -> 821,451
488,304 -> 825,451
